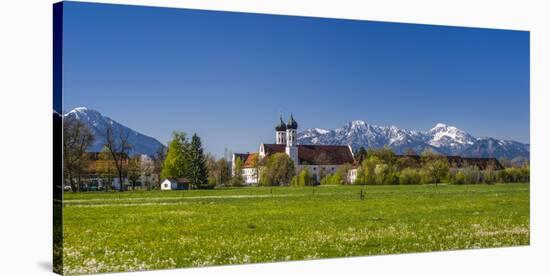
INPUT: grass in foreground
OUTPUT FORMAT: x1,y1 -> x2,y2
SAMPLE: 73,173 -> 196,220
62,183 -> 529,274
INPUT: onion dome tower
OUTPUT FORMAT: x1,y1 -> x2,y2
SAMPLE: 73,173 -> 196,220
285,113 -> 299,165
286,113 -> 298,146
275,115 -> 287,145
286,113 -> 298,130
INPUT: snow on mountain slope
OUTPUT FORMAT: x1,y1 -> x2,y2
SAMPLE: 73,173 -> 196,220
64,107 -> 165,156
297,120 -> 529,160
424,123 -> 476,154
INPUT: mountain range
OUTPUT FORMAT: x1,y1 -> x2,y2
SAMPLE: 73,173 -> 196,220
64,107 -> 164,156
297,120 -> 529,162
63,107 -> 529,162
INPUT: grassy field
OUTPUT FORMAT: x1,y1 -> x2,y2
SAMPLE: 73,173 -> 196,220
62,183 -> 529,274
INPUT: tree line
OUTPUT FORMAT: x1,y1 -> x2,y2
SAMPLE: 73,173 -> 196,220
63,116 -> 226,191
64,115 -> 530,191
346,147 -> 529,185
230,146 -> 530,187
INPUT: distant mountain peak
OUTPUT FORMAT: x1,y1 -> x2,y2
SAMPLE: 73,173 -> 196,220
297,119 -> 529,161
64,107 -> 164,156
432,122 -> 448,129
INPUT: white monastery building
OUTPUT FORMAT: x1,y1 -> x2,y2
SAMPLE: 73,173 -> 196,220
232,114 -> 356,185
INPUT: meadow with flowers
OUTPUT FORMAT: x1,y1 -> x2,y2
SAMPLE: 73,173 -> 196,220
62,183 -> 529,274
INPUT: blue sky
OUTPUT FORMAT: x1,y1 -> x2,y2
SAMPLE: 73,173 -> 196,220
62,2 -> 530,157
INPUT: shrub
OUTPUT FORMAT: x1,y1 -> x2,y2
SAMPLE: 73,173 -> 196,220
399,168 -> 421,185
452,171 -> 465,184
497,166 -> 530,183
463,166 -> 481,184
292,169 -> 314,186
483,169 -> 496,184
353,167 -> 367,185
419,168 -> 434,184
320,173 -> 344,185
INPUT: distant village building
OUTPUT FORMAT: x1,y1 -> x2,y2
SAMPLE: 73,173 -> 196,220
75,152 -> 158,190
232,115 -> 355,185
160,178 -> 190,190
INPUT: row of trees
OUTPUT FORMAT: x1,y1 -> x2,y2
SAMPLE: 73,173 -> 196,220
352,148 -> 450,185
63,117 -> 95,191
346,147 -> 529,185
63,116 -> 167,191
234,146 -> 530,187
63,116 -> 232,191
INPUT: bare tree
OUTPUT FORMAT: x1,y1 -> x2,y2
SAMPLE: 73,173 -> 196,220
63,116 -> 94,192
104,124 -> 132,191
97,146 -> 115,191
152,147 -> 166,189
127,155 -> 142,190
140,155 -> 155,190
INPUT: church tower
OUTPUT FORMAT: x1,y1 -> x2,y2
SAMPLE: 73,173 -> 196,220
285,113 -> 299,165
275,115 -> 287,145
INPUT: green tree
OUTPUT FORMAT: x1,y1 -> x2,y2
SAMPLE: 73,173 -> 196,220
399,168 -> 421,185
421,151 -> 449,185
353,166 -> 367,185
216,158 -> 231,186
367,146 -> 396,166
354,146 -> 368,163
232,157 -> 245,187
362,156 -> 380,185
453,171 -> 466,184
205,153 -> 217,185
161,132 -> 189,180
262,153 -> 296,186
483,161 -> 497,184
291,169 -> 312,186
188,133 -> 209,188
463,166 -> 481,184
335,164 -> 352,184
127,155 -> 142,190
519,163 -> 530,182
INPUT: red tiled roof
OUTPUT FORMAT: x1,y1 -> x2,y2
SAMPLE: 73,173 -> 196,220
243,153 -> 258,168
262,144 -> 286,155
297,145 -> 355,165
234,153 -> 249,162
262,144 -> 355,165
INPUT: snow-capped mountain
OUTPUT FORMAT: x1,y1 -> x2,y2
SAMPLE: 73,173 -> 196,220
297,120 -> 529,161
460,138 -> 530,163
64,107 -> 164,156
423,123 -> 476,154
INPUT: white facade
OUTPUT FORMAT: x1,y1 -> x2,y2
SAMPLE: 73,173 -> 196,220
233,114 -> 355,186
160,179 -> 178,190
243,168 -> 259,184
286,145 -> 299,166
276,131 -> 286,145
286,129 -> 297,146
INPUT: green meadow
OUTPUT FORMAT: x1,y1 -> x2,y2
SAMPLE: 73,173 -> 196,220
62,183 -> 529,275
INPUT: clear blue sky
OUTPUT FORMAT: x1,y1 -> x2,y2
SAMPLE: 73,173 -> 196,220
62,1 -> 530,157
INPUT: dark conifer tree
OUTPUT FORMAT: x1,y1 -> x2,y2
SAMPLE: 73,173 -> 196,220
188,133 -> 209,188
